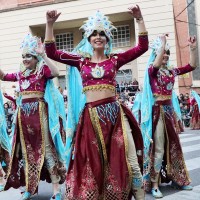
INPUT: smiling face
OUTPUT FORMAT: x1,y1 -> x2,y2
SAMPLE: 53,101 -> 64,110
89,30 -> 109,51
22,54 -> 38,70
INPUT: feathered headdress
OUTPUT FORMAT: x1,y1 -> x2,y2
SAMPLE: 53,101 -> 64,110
80,10 -> 116,40
149,36 -> 170,55
20,33 -> 40,57
20,33 -> 45,72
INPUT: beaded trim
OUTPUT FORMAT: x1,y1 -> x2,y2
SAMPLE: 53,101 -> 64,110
154,94 -> 171,100
44,40 -> 55,44
20,91 -> 44,95
138,31 -> 148,36
82,84 -> 115,93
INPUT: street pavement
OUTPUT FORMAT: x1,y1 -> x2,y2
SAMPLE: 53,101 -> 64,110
0,128 -> 200,200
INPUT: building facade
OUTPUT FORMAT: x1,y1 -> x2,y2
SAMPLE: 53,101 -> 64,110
0,0 -> 197,95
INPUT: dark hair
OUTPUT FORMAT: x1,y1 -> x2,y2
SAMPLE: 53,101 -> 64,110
155,49 -> 170,58
88,30 -> 109,43
165,49 -> 170,56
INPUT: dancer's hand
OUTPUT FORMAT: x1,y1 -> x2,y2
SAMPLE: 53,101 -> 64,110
188,36 -> 196,50
35,38 -> 45,57
128,5 -> 142,19
159,34 -> 168,47
46,10 -> 61,25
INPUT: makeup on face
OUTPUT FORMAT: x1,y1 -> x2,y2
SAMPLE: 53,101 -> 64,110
90,30 -> 106,37
22,54 -> 34,62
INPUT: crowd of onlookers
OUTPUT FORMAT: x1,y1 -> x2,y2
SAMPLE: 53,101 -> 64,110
179,93 -> 192,128
116,79 -> 140,109
3,101 -> 15,134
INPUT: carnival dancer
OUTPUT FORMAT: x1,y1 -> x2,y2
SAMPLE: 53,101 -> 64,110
45,5 -> 148,200
172,91 -> 184,134
0,34 -> 66,200
190,90 -> 200,130
0,90 -> 12,192
140,34 -> 196,198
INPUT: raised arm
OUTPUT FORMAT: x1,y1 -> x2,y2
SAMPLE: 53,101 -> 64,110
45,10 -> 81,68
35,39 -> 59,77
3,93 -> 15,103
188,36 -> 197,68
117,5 -> 148,68
45,10 -> 60,42
153,35 -> 166,68
173,36 -> 197,76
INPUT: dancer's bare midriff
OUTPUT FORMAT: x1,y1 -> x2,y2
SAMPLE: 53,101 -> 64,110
86,89 -> 115,103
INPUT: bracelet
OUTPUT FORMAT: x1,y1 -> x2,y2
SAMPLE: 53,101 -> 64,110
44,39 -> 55,44
138,31 -> 148,36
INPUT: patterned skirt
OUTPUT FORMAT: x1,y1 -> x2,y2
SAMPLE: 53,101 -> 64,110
65,97 -> 143,200
5,98 -> 64,194
146,99 -> 191,191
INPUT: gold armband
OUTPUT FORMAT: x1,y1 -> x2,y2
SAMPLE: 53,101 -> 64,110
138,31 -> 148,36
44,39 -> 55,44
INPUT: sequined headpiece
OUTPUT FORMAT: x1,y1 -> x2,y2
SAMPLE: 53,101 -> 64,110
21,33 -> 40,57
149,36 -> 170,55
80,10 -> 116,40
20,33 -> 45,72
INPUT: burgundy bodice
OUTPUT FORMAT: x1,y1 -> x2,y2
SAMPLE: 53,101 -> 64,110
45,35 -> 148,92
3,65 -> 53,93
148,64 -> 194,96
79,56 -> 118,88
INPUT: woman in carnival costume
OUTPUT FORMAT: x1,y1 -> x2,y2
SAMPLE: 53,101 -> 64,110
45,5 -> 148,200
172,91 -> 184,134
190,90 -> 200,130
139,34 -> 196,198
0,34 -> 66,200
0,90 -> 12,192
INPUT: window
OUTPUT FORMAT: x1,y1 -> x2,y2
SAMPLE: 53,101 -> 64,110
55,33 -> 74,52
111,25 -> 130,48
116,69 -> 132,83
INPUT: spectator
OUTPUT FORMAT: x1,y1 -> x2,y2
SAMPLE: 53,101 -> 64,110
181,105 -> 190,127
132,78 -> 139,91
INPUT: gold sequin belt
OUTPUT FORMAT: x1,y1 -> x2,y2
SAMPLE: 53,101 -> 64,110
20,91 -> 44,99
154,94 -> 172,100
83,84 -> 115,93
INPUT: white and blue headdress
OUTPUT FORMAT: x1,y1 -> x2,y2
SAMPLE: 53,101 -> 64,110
149,36 -> 170,56
20,33 -> 45,72
21,33 -> 40,57
80,10 -> 116,40
77,11 -> 116,57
